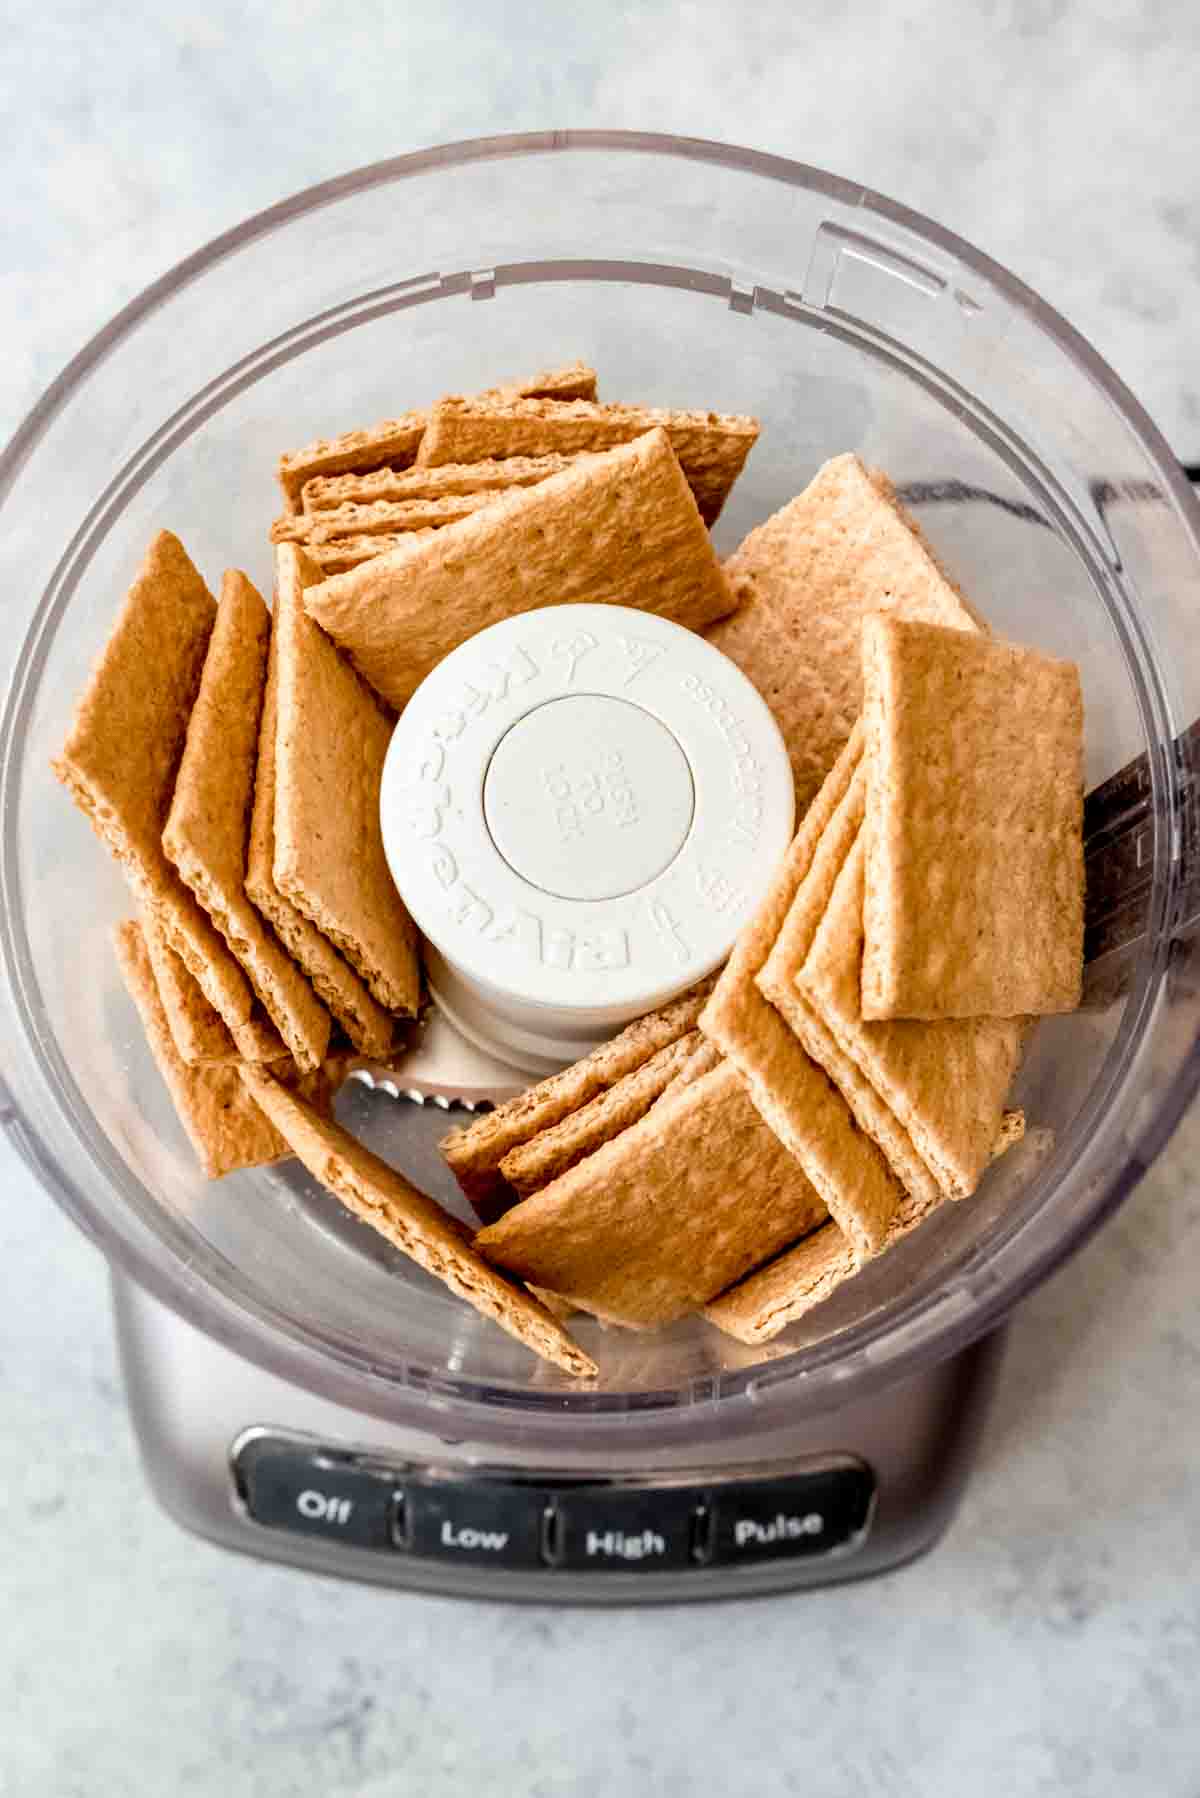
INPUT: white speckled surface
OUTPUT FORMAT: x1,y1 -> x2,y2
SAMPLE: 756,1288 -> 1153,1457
3,5 -> 1200,1793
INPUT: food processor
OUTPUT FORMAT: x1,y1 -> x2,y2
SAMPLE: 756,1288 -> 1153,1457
2,132 -> 1197,1600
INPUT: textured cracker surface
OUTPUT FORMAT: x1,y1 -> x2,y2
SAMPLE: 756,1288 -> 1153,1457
498,1031 -> 706,1198
797,831 -> 1026,1198
705,1105 -> 1029,1343
704,454 -> 980,810
439,981 -> 713,1214
162,571 -> 331,1071
306,531 -> 438,574
51,530 -> 254,1029
141,910 -> 241,1066
272,544 -> 421,1016
275,364 -> 598,512
113,918 -> 319,1178
754,759 -> 944,1210
304,430 -> 737,709
245,595 -> 396,1058
861,615 -> 1084,1019
287,489 -> 507,546
239,1068 -> 596,1378
476,1061 -> 828,1328
416,394 -> 758,525
299,452 -> 577,515
278,413 -> 426,512
229,1014 -> 293,1063
698,726 -> 900,1257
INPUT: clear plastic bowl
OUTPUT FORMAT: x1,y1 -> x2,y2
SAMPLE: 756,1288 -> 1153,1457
2,132 -> 1198,1439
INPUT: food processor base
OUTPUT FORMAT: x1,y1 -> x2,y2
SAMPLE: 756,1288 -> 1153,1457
112,1273 -> 1006,1601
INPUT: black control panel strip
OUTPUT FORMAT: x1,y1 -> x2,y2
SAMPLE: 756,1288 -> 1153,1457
232,1430 -> 875,1576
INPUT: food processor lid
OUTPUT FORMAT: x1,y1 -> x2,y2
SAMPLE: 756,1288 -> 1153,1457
1,132 -> 1198,1431
379,602 -> 795,1072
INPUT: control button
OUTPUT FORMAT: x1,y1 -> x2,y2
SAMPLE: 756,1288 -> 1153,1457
710,1467 -> 874,1566
550,1487 -> 698,1571
397,1478 -> 548,1570
234,1437 -> 396,1549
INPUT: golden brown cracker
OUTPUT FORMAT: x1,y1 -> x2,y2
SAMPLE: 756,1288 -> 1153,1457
797,830 -> 1026,1199
704,454 -> 981,810
238,1067 -> 596,1378
705,1106 -> 1031,1343
753,755 -> 942,1211
476,1060 -> 828,1329
304,429 -> 737,709
297,451 -> 577,516
306,531 -> 438,574
861,615 -> 1084,1019
698,726 -> 901,1257
487,361 -> 599,404
275,365 -> 598,513
704,1221 -> 853,1345
230,1013 -> 293,1063
416,394 -> 758,525
498,1031 -> 707,1198
162,570 -> 331,1072
272,544 -> 421,1016
141,909 -> 241,1066
439,980 -> 714,1216
277,490 -> 507,547
52,530 -> 254,1029
113,918 -> 327,1178
245,592 -> 396,1059
278,413 -> 426,515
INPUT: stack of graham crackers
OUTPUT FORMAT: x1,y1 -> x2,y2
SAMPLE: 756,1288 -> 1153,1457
53,362 -> 766,1379
53,356 -> 1084,1379
452,455 -> 1084,1346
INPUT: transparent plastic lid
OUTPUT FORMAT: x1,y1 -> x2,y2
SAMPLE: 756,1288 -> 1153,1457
1,133 -> 1197,1438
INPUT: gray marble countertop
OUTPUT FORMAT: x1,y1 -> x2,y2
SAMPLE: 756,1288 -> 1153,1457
4,5 -> 1200,1794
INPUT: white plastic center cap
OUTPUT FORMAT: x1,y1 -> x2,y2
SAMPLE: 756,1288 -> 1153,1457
483,695 -> 695,903
380,604 -> 795,1074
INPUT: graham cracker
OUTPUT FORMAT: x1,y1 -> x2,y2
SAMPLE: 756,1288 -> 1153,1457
275,490 -> 507,547
145,917 -> 297,1067
475,1060 -> 828,1329
485,361 -> 598,404
162,570 -> 331,1072
272,544 -> 421,1016
439,979 -> 714,1216
704,1221 -> 853,1345
141,909 -> 241,1066
306,532 -> 437,575
298,451 -> 577,516
797,830 -> 1026,1199
705,1107 -> 1029,1344
51,530 -> 254,1029
113,919 -> 330,1179
662,1035 -> 722,1089
499,1030 -> 708,1199
246,595 -> 396,1059
238,1067 -> 596,1378
698,726 -> 901,1257
755,756 -> 941,1211
231,1014 -> 293,1062
416,395 -> 759,525
276,364 -> 598,513
704,454 -> 981,810
278,413 -> 426,515
861,615 -> 1084,1019
304,429 -> 737,709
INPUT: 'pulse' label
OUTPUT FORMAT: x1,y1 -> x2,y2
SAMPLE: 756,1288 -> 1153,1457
733,1512 -> 824,1549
